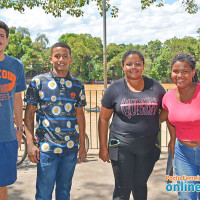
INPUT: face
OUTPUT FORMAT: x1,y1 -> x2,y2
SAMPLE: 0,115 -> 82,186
49,47 -> 73,76
171,61 -> 195,89
122,54 -> 144,80
0,28 -> 9,54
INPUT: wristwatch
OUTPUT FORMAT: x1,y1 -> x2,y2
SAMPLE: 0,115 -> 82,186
16,126 -> 24,131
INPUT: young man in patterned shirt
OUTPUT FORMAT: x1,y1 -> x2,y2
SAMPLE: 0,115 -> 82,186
24,42 -> 87,200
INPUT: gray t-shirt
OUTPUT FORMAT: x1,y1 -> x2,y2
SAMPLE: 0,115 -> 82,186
101,76 -> 165,137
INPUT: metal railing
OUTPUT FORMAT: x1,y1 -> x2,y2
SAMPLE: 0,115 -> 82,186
85,90 -> 170,149
23,89 -> 170,149
84,90 -> 104,149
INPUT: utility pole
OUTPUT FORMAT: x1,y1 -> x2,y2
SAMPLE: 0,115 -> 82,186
103,0 -> 107,89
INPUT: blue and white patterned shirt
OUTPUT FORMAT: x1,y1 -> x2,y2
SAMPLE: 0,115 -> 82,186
25,70 -> 87,153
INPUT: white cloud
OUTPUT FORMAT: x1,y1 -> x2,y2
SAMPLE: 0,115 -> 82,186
0,0 -> 200,46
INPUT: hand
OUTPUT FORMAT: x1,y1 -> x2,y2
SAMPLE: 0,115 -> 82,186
168,138 -> 175,158
99,147 -> 110,163
16,130 -> 23,148
78,146 -> 87,163
27,143 -> 40,163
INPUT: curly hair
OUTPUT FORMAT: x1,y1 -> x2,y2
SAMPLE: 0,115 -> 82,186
171,53 -> 198,82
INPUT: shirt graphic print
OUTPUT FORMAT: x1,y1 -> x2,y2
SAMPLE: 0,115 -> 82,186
121,97 -> 158,119
0,69 -> 16,102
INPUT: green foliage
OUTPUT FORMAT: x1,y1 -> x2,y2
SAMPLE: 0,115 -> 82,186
107,43 -> 124,62
59,33 -> 103,81
21,43 -> 48,74
0,0 -> 118,17
4,26 -> 200,83
147,40 -> 163,62
141,0 -> 198,14
164,37 -> 199,60
197,28 -> 200,37
5,27 -> 50,75
88,63 -> 104,81
5,32 -> 24,58
16,27 -> 30,36
107,52 -> 124,80
35,33 -> 49,49
1,0 -> 198,18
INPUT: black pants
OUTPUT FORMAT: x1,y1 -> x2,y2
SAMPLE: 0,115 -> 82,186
109,133 -> 157,200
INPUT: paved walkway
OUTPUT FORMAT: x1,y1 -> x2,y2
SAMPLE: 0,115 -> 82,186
8,148 -> 177,200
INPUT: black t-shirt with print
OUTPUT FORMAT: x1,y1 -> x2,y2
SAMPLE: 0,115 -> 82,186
101,76 -> 166,137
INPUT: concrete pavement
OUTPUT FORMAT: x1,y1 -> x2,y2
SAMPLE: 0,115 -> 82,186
8,148 -> 178,200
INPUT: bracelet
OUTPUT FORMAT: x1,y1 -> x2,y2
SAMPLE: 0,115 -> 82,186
16,126 -> 24,131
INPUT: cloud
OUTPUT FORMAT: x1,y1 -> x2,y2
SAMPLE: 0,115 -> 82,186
0,0 -> 200,46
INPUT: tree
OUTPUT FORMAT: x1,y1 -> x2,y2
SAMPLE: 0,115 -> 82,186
5,32 -> 24,58
152,48 -> 172,82
197,28 -> 200,38
21,43 -> 50,74
0,0 -> 118,17
107,43 -> 124,62
107,53 -> 124,80
1,0 -> 197,17
16,26 -> 30,36
59,33 -> 103,81
35,33 -> 49,49
5,27 -> 32,59
147,40 -> 163,62
141,0 -> 198,14
164,37 -> 199,59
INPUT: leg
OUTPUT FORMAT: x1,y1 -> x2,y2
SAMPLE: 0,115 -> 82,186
55,152 -> 77,200
36,152 -> 58,200
111,148 -> 134,200
0,187 -> 7,200
131,149 -> 155,200
174,140 -> 198,200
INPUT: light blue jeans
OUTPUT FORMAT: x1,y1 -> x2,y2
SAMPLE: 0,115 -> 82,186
35,151 -> 77,200
174,139 -> 200,200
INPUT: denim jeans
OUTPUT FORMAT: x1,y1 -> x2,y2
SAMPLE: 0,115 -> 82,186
35,151 -> 77,200
174,139 -> 200,200
166,149 -> 174,184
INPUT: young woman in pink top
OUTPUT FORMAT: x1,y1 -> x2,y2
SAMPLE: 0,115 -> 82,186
161,53 -> 200,200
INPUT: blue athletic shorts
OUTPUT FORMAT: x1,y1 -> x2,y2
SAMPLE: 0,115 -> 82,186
0,140 -> 18,187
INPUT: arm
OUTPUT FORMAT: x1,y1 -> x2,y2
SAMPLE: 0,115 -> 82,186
98,105 -> 114,163
24,104 -> 40,163
167,120 -> 176,158
159,108 -> 168,124
14,92 -> 23,148
76,107 -> 86,162
159,108 -> 176,157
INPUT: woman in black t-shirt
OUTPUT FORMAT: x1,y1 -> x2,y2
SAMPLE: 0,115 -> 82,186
98,50 -> 165,200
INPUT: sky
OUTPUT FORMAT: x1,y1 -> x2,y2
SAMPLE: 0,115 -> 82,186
0,0 -> 200,47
